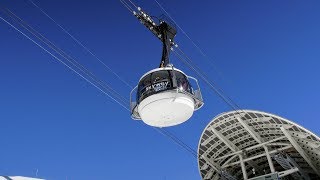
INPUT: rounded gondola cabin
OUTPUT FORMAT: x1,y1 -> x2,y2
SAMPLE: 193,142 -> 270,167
128,9 -> 204,127
130,65 -> 204,127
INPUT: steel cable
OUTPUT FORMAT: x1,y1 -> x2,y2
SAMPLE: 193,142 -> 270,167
27,0 -> 134,89
5,9 -> 128,104
0,14 -> 130,111
1,8 -> 129,107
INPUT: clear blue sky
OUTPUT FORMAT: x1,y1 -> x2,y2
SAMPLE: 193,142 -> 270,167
1,0 -> 320,179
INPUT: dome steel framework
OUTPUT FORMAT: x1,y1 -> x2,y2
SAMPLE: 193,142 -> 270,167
197,110 -> 320,180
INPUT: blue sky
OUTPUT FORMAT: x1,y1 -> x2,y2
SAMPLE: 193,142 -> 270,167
1,0 -> 320,179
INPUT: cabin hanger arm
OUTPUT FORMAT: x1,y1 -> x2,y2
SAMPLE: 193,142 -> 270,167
133,7 -> 177,67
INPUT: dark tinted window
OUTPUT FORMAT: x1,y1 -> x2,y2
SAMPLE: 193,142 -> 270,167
137,70 -> 173,103
137,74 -> 152,102
174,71 -> 192,94
137,70 -> 192,103
151,70 -> 171,92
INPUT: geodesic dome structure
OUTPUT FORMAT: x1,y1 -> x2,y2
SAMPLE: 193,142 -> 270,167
197,110 -> 320,179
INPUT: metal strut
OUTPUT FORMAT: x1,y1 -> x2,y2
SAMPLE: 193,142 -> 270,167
159,21 -> 176,67
132,7 -> 177,68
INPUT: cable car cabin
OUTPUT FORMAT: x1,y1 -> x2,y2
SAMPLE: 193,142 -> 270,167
130,65 -> 204,127
127,11 -> 203,127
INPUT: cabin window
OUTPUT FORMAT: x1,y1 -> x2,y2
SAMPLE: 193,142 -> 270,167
137,70 -> 192,103
174,71 -> 192,94
151,70 -> 171,92
137,74 -> 152,102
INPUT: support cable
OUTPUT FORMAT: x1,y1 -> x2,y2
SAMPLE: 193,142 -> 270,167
0,14 -> 130,111
177,47 -> 242,109
119,0 -> 134,12
173,49 -> 238,110
126,0 -> 138,9
154,0 -> 224,78
27,0 -> 133,89
1,8 -> 129,107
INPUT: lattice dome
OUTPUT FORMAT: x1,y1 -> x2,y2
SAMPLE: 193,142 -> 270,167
198,110 -> 320,180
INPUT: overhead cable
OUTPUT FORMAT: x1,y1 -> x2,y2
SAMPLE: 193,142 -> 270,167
0,14 -> 130,111
27,0 -> 133,89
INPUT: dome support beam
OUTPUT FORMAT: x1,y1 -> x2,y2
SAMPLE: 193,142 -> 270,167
215,136 -> 287,161
263,146 -> 275,173
223,145 -> 293,168
201,155 -> 237,180
278,167 -> 299,178
211,127 -> 239,152
239,154 -> 248,180
236,117 -> 263,143
236,117 -> 277,173
280,127 -> 320,176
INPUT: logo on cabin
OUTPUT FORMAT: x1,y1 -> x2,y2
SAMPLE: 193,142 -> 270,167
146,81 -> 169,92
